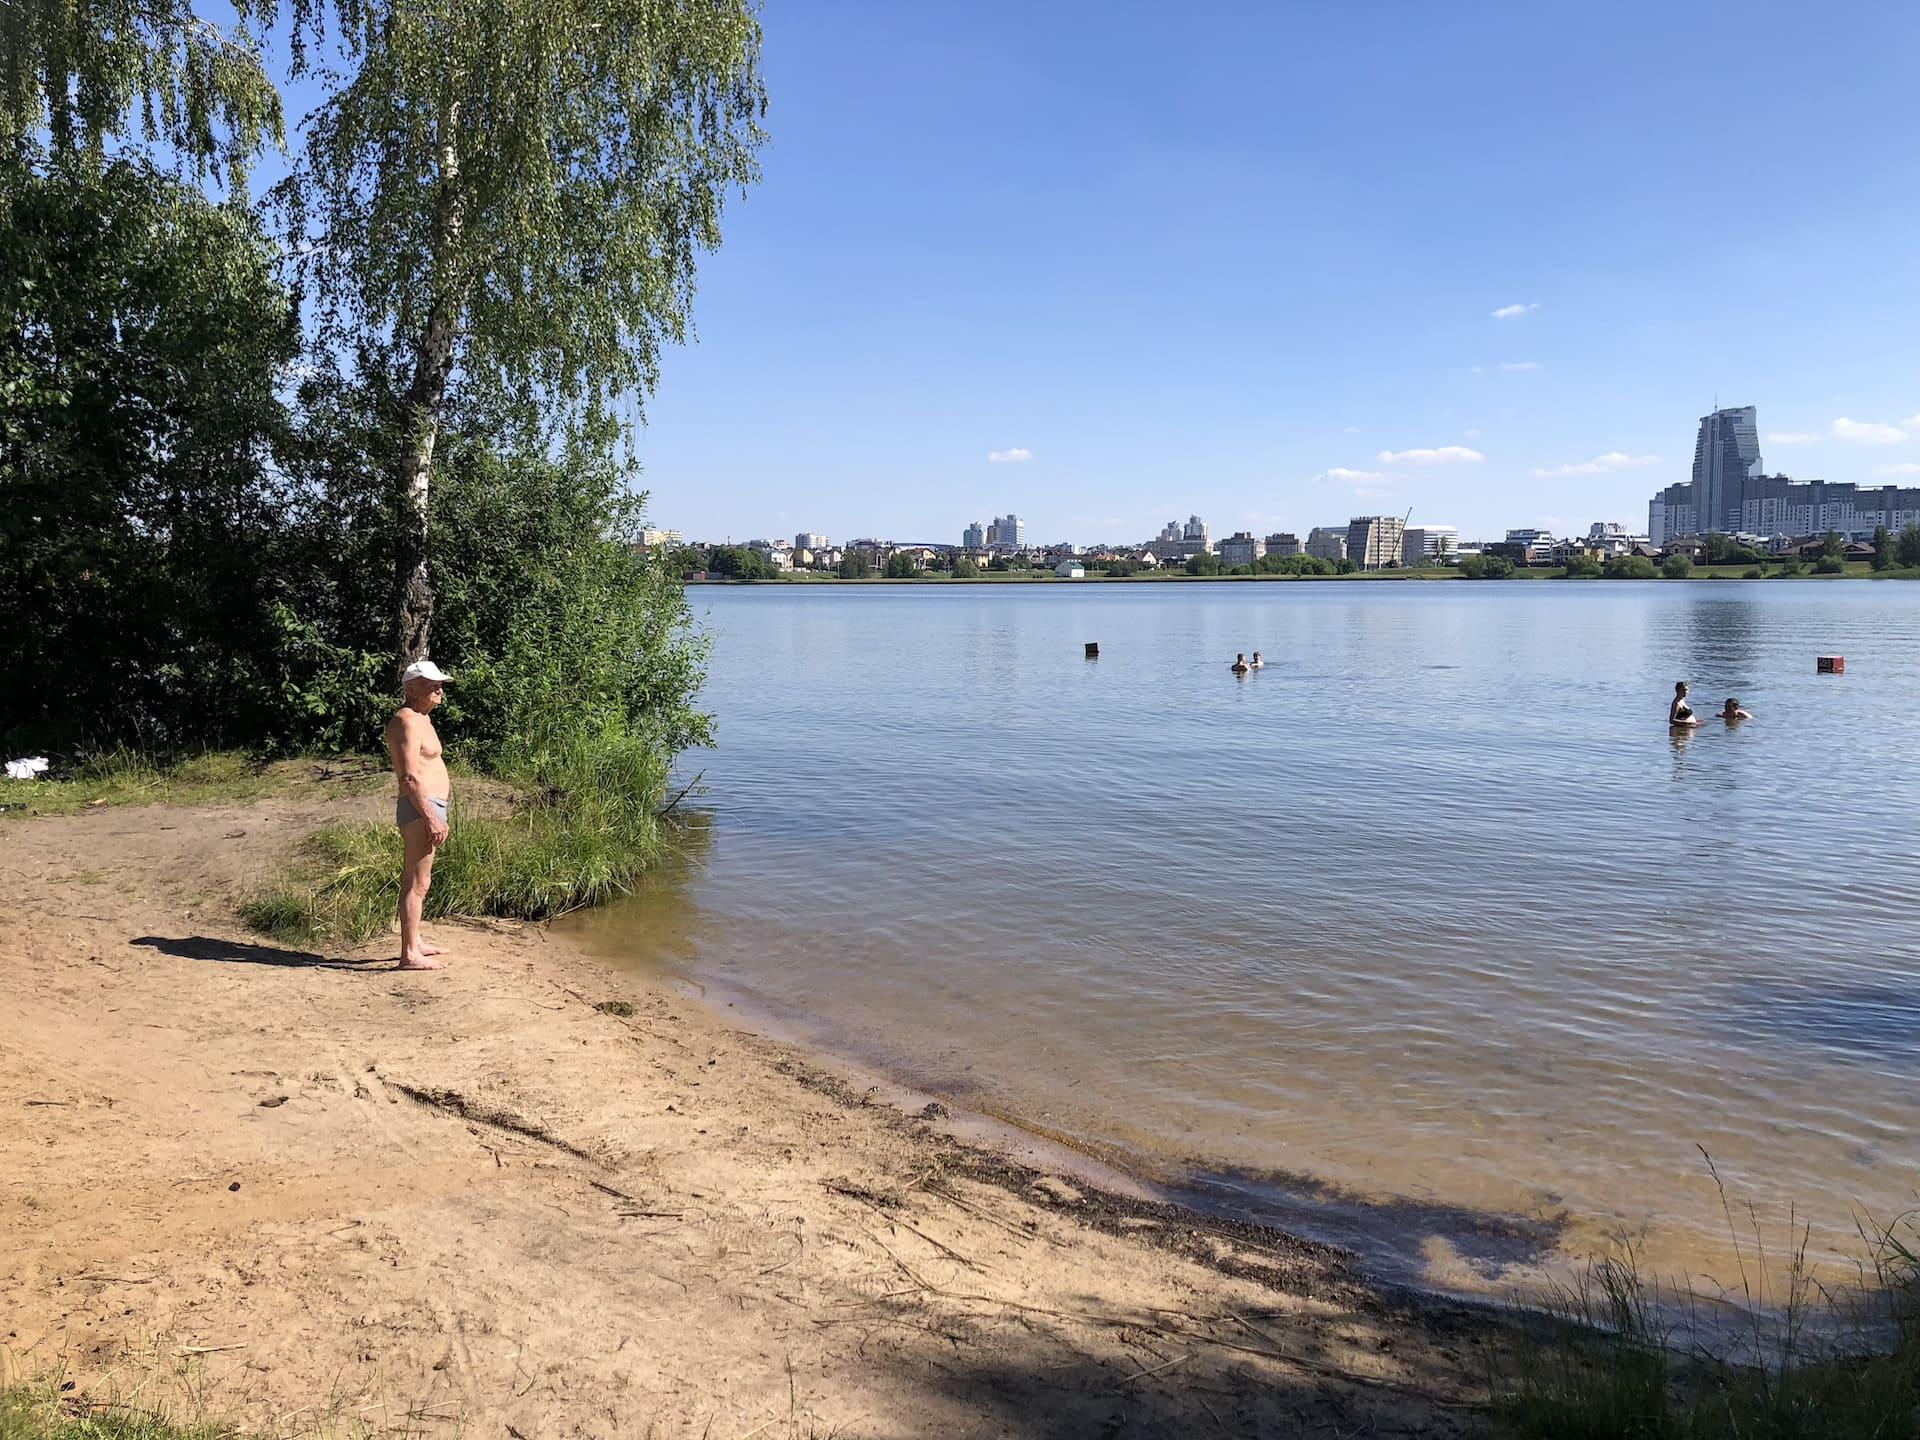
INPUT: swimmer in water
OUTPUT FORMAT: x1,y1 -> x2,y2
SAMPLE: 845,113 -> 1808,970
1721,697 -> 1752,721
1230,653 -> 1250,674
1250,651 -> 1265,669
1669,680 -> 1700,728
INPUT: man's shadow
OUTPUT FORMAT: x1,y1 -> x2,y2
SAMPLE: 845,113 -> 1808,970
130,936 -> 385,971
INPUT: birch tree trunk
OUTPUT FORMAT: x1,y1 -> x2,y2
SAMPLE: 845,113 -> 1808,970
392,98 -> 465,667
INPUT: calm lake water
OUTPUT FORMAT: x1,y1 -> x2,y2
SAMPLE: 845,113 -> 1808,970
568,580 -> 1920,1299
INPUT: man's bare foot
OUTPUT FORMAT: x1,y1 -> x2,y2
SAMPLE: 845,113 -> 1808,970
396,954 -> 447,971
419,942 -> 447,957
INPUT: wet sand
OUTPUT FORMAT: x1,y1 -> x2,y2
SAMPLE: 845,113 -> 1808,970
0,793 -> 1504,1437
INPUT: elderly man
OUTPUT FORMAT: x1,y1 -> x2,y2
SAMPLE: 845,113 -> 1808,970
385,659 -> 453,971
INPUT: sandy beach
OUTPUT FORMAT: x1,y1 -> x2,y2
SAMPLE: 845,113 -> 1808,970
1,789 -> 1506,1437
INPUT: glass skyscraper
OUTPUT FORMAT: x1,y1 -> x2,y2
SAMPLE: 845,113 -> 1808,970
1691,405 -> 1763,534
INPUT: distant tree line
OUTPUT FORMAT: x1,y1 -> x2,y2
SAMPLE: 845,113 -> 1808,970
1185,552 -> 1356,577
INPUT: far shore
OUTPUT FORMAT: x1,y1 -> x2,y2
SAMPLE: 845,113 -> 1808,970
1,790 -> 1505,1436
689,561 -> 1913,584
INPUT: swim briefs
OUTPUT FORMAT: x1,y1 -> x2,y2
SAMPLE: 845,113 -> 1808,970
396,794 -> 450,829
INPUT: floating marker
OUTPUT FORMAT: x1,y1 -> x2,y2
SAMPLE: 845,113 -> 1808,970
1085,642 -> 1099,658
1818,655 -> 1845,674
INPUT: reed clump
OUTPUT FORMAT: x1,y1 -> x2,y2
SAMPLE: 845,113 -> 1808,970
1494,1156 -> 1920,1439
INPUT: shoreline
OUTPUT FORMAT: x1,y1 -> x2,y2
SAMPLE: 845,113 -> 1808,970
686,566 -> 1912,585
580,938 -> 1574,1313
1,792 -> 1504,1436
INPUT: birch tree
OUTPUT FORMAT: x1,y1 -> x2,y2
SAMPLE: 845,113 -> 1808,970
0,0 -> 309,184
287,1 -> 765,665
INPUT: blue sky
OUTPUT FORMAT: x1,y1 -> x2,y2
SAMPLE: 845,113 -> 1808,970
246,3 -> 1912,546
627,0 -> 1920,545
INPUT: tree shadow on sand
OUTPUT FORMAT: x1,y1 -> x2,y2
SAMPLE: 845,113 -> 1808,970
829,1312 -> 1486,1439
130,935 -> 385,971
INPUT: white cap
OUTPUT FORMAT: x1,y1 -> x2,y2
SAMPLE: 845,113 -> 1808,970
400,659 -> 453,686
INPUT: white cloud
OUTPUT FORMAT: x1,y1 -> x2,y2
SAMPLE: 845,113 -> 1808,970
1906,412 -> 1920,431
1376,445 -> 1483,466
1531,452 -> 1662,478
1469,365 -> 1486,375
1876,463 -> 1920,476
1832,417 -> 1908,446
1491,303 -> 1539,319
987,447 -> 1032,463
1766,432 -> 1820,444
1315,467 -> 1394,486
1501,361 -> 1544,373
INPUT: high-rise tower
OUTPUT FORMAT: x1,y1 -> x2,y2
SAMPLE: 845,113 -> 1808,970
1692,406 -> 1762,534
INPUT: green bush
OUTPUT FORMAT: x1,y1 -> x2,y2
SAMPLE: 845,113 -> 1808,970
1459,554 -> 1516,579
1,160 -> 708,774
1813,555 -> 1845,574
1662,553 -> 1694,579
707,544 -> 777,580
1561,555 -> 1604,578
0,159 -> 301,753
1604,555 -> 1658,579
1185,551 -> 1225,576
1249,553 -> 1340,577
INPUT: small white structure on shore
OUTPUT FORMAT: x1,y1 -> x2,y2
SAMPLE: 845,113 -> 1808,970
1055,560 -> 1086,579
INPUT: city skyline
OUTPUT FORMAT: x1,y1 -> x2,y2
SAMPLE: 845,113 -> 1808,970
627,1 -> 1920,544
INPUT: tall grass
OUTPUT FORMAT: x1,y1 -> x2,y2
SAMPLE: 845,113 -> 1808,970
241,731 -> 677,945
1493,1156 -> 1920,1439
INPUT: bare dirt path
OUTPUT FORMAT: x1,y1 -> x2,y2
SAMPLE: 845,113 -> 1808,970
1,797 -> 1505,1437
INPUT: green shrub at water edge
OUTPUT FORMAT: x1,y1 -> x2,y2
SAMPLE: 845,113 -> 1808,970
244,732 -> 674,945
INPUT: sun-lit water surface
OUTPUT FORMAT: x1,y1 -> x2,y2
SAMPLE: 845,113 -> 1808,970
566,580 -> 1920,1297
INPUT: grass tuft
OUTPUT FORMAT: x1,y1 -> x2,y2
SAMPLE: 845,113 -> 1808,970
0,1379 -> 235,1440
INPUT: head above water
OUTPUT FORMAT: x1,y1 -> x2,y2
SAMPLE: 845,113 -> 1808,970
1723,697 -> 1742,715
1675,681 -> 1689,697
